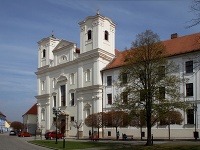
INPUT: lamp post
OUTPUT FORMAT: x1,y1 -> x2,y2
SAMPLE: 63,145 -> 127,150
193,103 -> 198,140
53,107 -> 61,144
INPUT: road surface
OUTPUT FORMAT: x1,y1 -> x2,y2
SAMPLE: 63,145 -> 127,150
0,133 -> 50,150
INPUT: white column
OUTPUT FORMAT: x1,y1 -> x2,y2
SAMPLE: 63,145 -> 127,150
46,76 -> 50,94
93,59 -> 100,85
78,64 -> 83,88
46,101 -> 50,130
37,103 -> 41,128
38,48 -> 41,68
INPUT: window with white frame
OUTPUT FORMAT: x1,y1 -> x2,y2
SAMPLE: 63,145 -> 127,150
70,73 -> 75,85
107,76 -> 112,86
104,30 -> 109,41
61,85 -> 66,106
186,83 -> 193,96
85,69 -> 91,82
158,66 -> 165,79
87,30 -> 92,40
71,93 -> 75,106
122,73 -> 128,84
53,96 -> 56,107
42,49 -> 46,58
70,116 -> 74,122
122,92 -> 128,104
107,94 -> 112,105
159,87 -> 165,99
185,60 -> 193,73
187,109 -> 194,124
86,109 -> 90,118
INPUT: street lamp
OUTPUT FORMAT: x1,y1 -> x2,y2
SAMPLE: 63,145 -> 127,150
193,103 -> 198,140
53,107 -> 61,144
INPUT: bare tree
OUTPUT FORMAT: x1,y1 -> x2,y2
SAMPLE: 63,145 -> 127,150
71,120 -> 84,139
104,110 -> 129,140
187,0 -> 200,28
85,112 -> 105,138
115,30 -> 185,146
158,110 -> 183,140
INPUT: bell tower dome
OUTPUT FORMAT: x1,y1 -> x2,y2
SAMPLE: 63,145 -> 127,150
79,13 -> 115,55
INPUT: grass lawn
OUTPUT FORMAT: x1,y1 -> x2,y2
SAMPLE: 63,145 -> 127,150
29,140 -> 200,150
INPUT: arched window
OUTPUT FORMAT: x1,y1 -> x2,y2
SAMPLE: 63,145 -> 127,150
104,30 -> 109,41
41,108 -> 45,120
87,30 -> 92,40
42,49 -> 46,58
86,109 -> 90,118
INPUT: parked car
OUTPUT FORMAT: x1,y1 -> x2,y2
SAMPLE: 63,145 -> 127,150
18,131 -> 31,137
45,131 -> 64,140
9,130 -> 17,136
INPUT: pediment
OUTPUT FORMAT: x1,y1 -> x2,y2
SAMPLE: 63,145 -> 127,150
84,103 -> 91,110
57,74 -> 68,83
52,92 -> 57,96
53,40 -> 74,52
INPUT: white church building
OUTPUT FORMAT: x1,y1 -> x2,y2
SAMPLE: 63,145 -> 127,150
35,13 -> 200,139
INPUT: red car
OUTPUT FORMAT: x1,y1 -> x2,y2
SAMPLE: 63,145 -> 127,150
45,131 -> 64,140
18,131 -> 31,137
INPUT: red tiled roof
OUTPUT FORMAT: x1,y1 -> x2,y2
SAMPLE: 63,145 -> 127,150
163,32 -> 200,56
23,103 -> 37,116
103,32 -> 200,70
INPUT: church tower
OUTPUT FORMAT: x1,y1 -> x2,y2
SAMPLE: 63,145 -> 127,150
37,35 -> 60,68
79,12 -> 115,55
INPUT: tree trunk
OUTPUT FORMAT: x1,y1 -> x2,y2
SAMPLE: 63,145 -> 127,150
116,127 -> 118,140
98,127 -> 99,138
168,124 -> 171,140
146,100 -> 152,146
77,128 -> 79,139
146,119 -> 152,145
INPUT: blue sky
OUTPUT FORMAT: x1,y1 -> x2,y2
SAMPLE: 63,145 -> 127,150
0,0 -> 199,122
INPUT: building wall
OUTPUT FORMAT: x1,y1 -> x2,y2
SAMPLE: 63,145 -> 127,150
102,50 -> 200,139
23,114 -> 37,134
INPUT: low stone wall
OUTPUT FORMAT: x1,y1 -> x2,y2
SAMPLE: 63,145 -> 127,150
103,128 -> 200,140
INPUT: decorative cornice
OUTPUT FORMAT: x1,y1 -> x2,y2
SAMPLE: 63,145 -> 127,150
76,85 -> 103,92
35,94 -> 50,100
35,49 -> 115,75
79,14 -> 115,27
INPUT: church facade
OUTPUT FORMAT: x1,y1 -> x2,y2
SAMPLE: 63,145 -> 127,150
35,13 -> 115,137
36,13 -> 200,139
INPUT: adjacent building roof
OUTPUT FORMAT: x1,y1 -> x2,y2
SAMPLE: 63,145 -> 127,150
22,103 -> 37,117
103,32 -> 200,71
0,111 -> 6,117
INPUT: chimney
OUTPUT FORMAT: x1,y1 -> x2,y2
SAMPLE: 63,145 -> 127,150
171,33 -> 178,39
